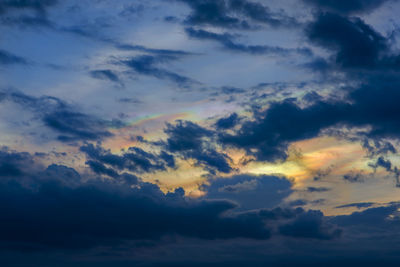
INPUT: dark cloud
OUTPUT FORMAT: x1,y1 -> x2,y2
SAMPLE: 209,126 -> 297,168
0,148 -> 317,252
331,204 -> 400,227
301,56 -> 331,72
186,27 -> 312,56
218,98 -> 345,161
0,146 -> 80,187
0,0 -> 57,14
159,150 -> 176,168
117,97 -> 143,104
8,149 -> 400,265
368,156 -> 400,185
0,0 -> 57,28
80,143 -> 175,176
215,113 -> 240,129
307,13 -> 399,70
164,120 -> 232,174
0,49 -> 28,65
179,0 -> 249,29
218,79 -> 400,162
220,86 -> 246,95
362,139 -> 397,157
343,173 -> 364,183
118,3 -> 145,17
115,43 -> 193,57
43,111 -> 113,142
89,69 -> 120,83
0,147 -> 35,178
190,148 -> 232,174
0,13 -> 53,27
303,0 -> 391,14
122,55 -> 196,86
204,174 -> 293,210
84,162 -> 137,185
0,162 -> 342,253
336,202 -> 375,209
85,159 -> 121,179
279,210 -> 341,240
165,120 -> 213,152
0,91 -> 114,142
178,0 -> 296,29
306,187 -> 331,193
164,15 -> 180,23
289,199 -> 308,207
369,156 -> 392,172
0,180 -> 273,251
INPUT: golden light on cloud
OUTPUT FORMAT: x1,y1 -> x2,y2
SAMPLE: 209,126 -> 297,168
141,158 -> 208,196
242,136 -> 367,188
104,112 -> 192,152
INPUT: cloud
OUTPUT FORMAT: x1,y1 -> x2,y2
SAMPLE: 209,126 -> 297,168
368,156 -> 400,185
122,55 -> 196,86
0,91 -> 114,142
190,148 -> 233,174
362,139 -> 397,157
115,43 -> 194,57
279,209 -> 341,240
117,97 -> 143,104
0,146 -> 80,187
89,69 -> 120,83
303,0 -> 391,14
5,148 -> 395,261
336,202 -> 375,209
215,113 -> 240,129
217,80 -> 400,162
43,110 -> 114,142
0,49 -> 28,65
306,187 -> 331,193
177,0 -> 296,29
80,143 -> 175,176
164,120 -> 232,174
343,172 -> 365,183
0,0 -> 57,28
0,180 -> 274,250
203,174 -> 293,210
307,13 -> 399,70
0,147 -> 37,178
0,0 -> 58,14
165,120 -> 213,152
0,148 -> 276,251
331,204 -> 400,227
185,27 -> 312,56
369,156 -> 393,172
218,99 -> 343,161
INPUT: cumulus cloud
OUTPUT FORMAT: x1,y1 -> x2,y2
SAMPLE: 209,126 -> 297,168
0,148 -> 343,253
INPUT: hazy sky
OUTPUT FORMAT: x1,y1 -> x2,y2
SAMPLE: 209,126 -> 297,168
2,0 -> 400,266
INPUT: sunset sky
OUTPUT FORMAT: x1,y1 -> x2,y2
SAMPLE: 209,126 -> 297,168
2,0 -> 400,266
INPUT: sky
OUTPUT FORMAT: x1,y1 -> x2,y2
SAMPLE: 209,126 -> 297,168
1,0 -> 400,266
